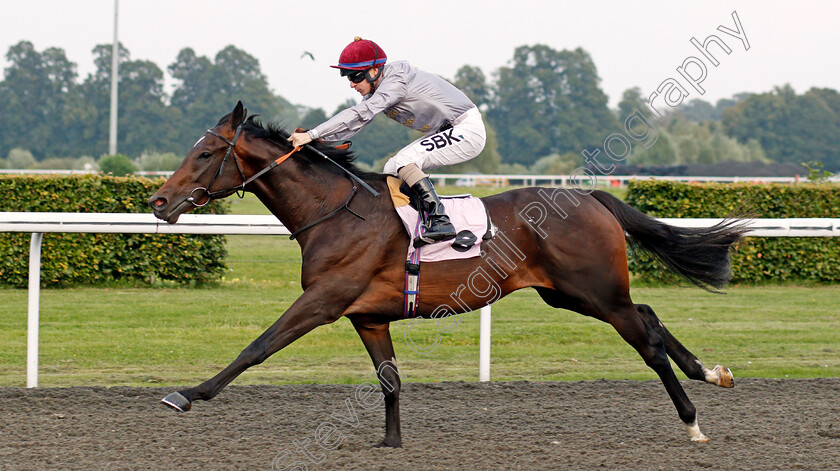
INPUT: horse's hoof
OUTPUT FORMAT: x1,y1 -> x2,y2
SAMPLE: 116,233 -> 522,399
374,439 -> 402,448
161,392 -> 192,412
685,421 -> 709,442
714,365 -> 735,388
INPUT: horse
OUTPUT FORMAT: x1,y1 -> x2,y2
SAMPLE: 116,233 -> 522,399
149,101 -> 747,446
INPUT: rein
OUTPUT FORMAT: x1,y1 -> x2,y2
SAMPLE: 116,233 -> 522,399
289,182 -> 364,240
186,124 -> 367,240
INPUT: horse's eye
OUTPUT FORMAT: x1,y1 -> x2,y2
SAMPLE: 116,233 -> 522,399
198,151 -> 212,160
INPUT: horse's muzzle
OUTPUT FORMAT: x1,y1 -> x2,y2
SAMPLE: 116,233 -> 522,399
148,194 -> 183,224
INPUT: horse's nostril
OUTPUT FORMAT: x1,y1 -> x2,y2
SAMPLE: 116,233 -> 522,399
150,197 -> 167,209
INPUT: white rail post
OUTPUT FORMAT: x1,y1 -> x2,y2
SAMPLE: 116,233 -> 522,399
27,232 -> 43,388
479,305 -> 492,382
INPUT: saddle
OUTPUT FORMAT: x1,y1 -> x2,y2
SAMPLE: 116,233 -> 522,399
387,177 -> 493,259
387,176 -> 495,318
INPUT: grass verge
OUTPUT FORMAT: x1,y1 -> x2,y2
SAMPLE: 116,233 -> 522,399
2,268 -> 837,387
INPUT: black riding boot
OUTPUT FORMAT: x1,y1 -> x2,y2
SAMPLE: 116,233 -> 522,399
411,177 -> 456,246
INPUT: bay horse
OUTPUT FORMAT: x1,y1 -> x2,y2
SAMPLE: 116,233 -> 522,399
149,101 -> 746,446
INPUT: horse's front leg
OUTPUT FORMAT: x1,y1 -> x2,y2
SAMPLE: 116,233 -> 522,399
161,288 -> 347,411
349,316 -> 403,448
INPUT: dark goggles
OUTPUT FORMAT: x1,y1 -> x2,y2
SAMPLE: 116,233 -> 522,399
347,70 -> 367,83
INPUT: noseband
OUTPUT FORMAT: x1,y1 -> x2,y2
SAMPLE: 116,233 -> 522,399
186,125 -> 301,207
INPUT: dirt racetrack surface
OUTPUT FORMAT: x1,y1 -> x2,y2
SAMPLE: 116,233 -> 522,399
1,378 -> 838,470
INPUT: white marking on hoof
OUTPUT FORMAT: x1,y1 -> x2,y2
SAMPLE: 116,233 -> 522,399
714,365 -> 735,388
701,363 -> 735,388
685,420 -> 709,442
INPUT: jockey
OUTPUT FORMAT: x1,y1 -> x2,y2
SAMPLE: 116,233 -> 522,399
289,37 -> 486,245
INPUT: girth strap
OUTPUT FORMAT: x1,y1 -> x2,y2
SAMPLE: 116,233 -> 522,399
403,213 -> 424,318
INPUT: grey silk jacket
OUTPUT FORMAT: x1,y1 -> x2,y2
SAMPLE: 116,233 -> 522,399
309,60 -> 476,143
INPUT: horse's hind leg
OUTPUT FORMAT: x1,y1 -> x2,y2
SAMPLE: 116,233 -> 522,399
636,304 -> 734,388
613,303 -> 710,441
538,287 -> 709,440
349,316 -> 403,448
583,295 -> 710,442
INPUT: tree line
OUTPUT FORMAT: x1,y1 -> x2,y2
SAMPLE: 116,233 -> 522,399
0,40 -> 838,173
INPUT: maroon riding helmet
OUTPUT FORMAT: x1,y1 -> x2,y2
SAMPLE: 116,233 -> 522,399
331,37 -> 387,83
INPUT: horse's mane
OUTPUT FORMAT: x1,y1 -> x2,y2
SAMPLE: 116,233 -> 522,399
216,113 -> 385,182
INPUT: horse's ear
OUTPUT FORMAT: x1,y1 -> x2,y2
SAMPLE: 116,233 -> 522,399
229,101 -> 247,129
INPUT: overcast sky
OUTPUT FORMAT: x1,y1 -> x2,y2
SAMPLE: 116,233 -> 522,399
3,0 -> 839,116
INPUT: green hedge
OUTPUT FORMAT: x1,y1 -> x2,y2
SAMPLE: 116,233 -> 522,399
625,180 -> 840,283
0,174 -> 228,288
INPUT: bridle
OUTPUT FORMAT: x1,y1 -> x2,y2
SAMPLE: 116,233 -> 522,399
186,125 -> 301,207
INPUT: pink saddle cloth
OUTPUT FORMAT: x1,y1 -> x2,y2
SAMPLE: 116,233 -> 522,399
394,194 -> 491,262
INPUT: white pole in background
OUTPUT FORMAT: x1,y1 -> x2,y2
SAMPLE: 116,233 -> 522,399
27,233 -> 43,388
479,305 -> 492,382
108,0 -> 119,156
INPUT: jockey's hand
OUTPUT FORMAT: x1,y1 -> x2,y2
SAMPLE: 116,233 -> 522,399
288,132 -> 313,147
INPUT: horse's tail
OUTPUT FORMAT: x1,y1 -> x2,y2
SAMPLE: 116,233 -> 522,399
590,190 -> 748,291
